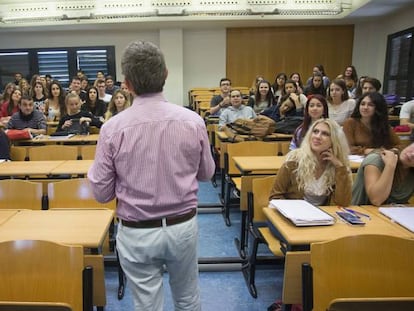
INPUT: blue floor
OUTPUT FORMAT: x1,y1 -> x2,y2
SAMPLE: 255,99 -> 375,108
104,179 -> 283,310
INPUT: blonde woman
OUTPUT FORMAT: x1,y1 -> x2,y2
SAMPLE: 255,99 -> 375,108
104,89 -> 131,121
269,118 -> 352,207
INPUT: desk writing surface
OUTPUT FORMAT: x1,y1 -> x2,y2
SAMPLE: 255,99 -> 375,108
233,156 -> 286,175
263,206 -> 413,247
0,160 -> 64,176
51,160 -> 94,175
0,210 -> 18,225
0,209 -> 114,248
362,205 -> 414,238
18,134 -> 99,144
217,130 -> 292,142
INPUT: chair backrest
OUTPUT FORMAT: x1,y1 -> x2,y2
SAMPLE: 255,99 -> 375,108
0,240 -> 85,311
10,146 -> 29,161
0,301 -> 72,311
48,178 -> 116,210
0,179 -> 43,210
308,234 -> 414,311
226,141 -> 279,175
79,145 -> 97,160
278,141 -> 291,156
327,297 -> 414,311
28,145 -> 79,161
251,175 -> 277,223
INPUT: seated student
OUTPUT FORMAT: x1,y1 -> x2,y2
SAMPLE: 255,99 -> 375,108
281,79 -> 307,111
290,94 -> 329,150
7,95 -> 46,136
303,72 -> 327,98
354,76 -> 382,99
210,78 -> 231,116
343,92 -> 401,155
104,75 -> 119,95
104,90 -> 131,121
352,143 -> 414,206
399,98 -> 414,133
326,79 -> 356,126
0,129 -> 10,160
261,94 -> 299,122
1,88 -> 22,127
82,86 -> 106,122
269,118 -> 352,207
218,89 -> 256,130
247,80 -> 274,113
56,93 -> 102,134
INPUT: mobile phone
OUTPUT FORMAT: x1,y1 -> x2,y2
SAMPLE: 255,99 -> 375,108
336,211 -> 366,226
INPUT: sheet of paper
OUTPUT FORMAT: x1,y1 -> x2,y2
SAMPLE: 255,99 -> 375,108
379,207 -> 414,233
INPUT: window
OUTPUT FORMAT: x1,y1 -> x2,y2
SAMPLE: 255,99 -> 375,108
38,50 -> 69,85
0,52 -> 29,87
384,28 -> 414,102
77,49 -> 109,81
0,46 -> 115,89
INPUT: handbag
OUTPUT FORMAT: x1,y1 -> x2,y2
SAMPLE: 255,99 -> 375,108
5,129 -> 32,141
229,115 -> 276,138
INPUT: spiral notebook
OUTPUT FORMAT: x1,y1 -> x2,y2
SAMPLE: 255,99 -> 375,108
379,207 -> 414,233
269,199 -> 335,226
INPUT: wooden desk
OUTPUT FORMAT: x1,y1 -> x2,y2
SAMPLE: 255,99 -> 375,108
0,209 -> 113,248
233,155 -> 360,174
233,156 -> 286,175
0,161 -> 64,177
264,206 -> 413,251
18,134 -> 99,145
0,209 -> 113,308
51,160 -> 94,175
0,210 -> 18,225
232,156 -> 285,258
216,130 -> 292,142
264,205 -> 414,305
362,205 -> 414,237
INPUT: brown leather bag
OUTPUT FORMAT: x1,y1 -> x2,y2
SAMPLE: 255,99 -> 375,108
229,115 -> 276,138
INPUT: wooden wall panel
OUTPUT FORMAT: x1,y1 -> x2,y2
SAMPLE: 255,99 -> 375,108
226,25 -> 354,88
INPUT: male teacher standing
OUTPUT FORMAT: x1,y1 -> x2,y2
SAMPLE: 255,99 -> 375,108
88,41 -> 215,311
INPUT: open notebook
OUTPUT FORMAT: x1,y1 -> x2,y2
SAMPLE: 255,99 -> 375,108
379,207 -> 414,233
269,199 -> 335,226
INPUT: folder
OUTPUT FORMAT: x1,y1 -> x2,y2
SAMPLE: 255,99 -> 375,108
269,199 -> 335,226
379,207 -> 414,233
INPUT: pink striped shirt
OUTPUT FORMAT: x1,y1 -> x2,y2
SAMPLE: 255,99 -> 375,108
88,93 -> 215,221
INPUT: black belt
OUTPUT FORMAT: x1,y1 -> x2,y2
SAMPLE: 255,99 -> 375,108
121,209 -> 197,229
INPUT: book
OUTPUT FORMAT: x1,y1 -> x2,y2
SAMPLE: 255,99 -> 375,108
379,207 -> 414,233
269,199 -> 335,226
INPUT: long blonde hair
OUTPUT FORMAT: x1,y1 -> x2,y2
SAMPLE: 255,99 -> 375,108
104,90 -> 131,121
286,118 -> 350,191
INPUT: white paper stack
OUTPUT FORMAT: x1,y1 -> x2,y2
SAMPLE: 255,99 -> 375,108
379,207 -> 414,233
269,199 -> 335,226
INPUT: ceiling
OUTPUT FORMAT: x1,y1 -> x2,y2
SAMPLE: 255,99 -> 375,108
0,0 -> 413,31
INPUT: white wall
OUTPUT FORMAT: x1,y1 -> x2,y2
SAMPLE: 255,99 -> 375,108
352,4 -> 414,84
1,6 -> 413,106
0,27 -> 225,106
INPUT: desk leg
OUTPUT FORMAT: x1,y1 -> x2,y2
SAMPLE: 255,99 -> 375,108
219,168 -> 225,204
234,211 -> 248,259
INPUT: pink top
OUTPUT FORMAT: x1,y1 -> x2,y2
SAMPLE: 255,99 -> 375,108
88,92 -> 215,221
0,101 -> 19,118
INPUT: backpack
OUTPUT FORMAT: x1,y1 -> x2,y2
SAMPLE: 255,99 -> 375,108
228,115 -> 276,138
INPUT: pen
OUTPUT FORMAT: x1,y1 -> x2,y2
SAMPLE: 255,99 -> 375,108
344,208 -> 371,220
340,207 -> 360,218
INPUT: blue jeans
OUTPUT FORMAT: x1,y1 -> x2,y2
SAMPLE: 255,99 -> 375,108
117,216 -> 201,311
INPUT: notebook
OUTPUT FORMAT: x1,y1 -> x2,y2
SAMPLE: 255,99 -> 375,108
269,199 -> 335,226
379,207 -> 414,233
